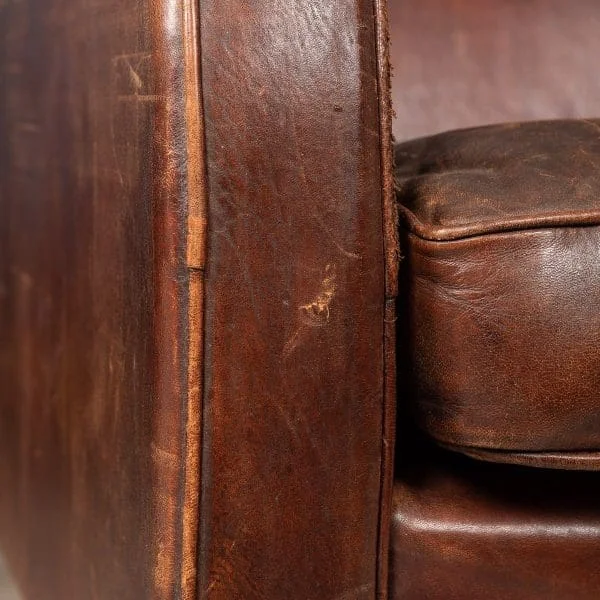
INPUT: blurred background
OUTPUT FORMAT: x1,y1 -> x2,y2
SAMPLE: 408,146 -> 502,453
0,558 -> 19,600
389,0 -> 600,141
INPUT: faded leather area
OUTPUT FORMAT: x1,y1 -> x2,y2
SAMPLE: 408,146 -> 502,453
0,1 -> 197,598
395,119 -> 600,240
395,121 -> 600,465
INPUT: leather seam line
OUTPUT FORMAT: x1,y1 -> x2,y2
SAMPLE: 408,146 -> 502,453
396,204 -> 600,242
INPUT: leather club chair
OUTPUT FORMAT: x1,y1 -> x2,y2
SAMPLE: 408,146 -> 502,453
1,1 -> 599,599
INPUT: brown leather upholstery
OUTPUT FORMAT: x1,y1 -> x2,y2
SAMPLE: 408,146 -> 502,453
390,448 -> 600,600
0,1 -> 395,599
395,120 -> 600,469
198,2 -> 396,598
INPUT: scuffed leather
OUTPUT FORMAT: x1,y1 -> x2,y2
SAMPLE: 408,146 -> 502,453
0,1 -> 393,599
395,120 -> 600,468
198,2 -> 390,599
0,1 -> 191,598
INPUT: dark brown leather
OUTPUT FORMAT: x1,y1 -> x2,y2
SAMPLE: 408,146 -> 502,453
389,0 -> 600,140
0,0 -> 395,599
390,448 -> 600,600
395,120 -> 600,468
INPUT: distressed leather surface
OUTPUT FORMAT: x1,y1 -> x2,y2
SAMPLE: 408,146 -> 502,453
395,120 -> 600,468
390,448 -> 600,600
198,1 -> 393,598
1,1 -> 393,598
396,120 -> 600,239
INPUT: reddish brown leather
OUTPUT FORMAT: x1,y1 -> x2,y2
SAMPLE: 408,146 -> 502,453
390,449 -> 600,600
389,0 -> 600,140
198,2 -> 394,598
395,120 -> 600,468
0,0 -> 200,598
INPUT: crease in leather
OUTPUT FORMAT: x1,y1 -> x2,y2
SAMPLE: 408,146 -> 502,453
440,442 -> 600,472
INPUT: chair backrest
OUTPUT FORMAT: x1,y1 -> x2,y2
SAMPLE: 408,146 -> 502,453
390,0 -> 600,140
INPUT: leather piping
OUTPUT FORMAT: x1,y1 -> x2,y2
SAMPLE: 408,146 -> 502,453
181,0 -> 208,598
397,203 -> 600,242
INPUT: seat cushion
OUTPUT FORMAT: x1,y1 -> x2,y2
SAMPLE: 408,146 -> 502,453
395,120 -> 600,469
391,448 -> 600,600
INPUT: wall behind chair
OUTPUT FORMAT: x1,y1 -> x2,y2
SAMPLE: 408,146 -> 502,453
389,0 -> 600,140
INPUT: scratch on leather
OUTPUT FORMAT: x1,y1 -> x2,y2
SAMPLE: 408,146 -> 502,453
151,441 -> 178,464
300,263 -> 336,325
283,264 -> 336,358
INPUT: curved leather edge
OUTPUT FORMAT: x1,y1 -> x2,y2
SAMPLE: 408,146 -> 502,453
151,1 -> 207,598
440,442 -> 600,471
